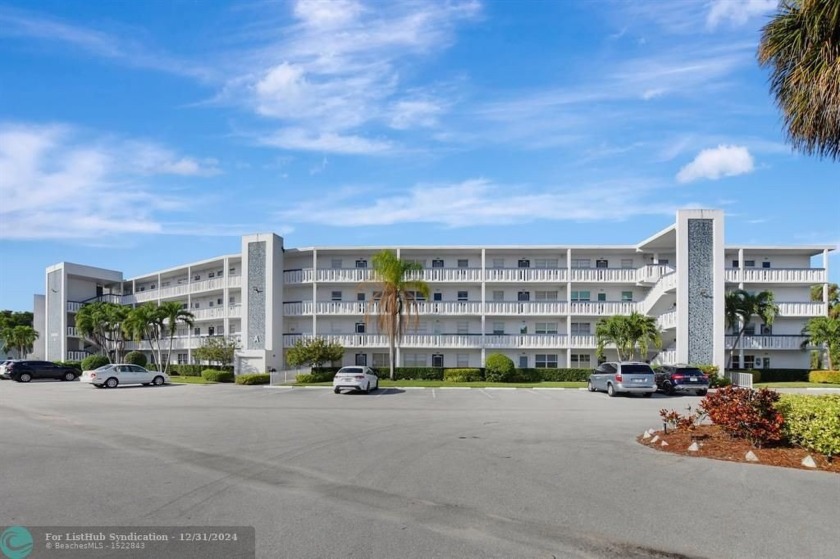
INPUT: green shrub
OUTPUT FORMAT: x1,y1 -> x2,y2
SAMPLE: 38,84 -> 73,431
690,363 -> 720,377
809,370 -> 840,384
527,368 -> 591,382
443,368 -> 483,382
167,364 -> 234,377
81,354 -> 110,371
296,373 -> 323,383
55,361 -> 82,371
777,395 -> 840,457
124,351 -> 148,367
701,386 -> 784,448
201,369 -> 234,383
754,369 -> 810,383
236,373 -> 270,385
709,375 -> 732,388
485,353 -> 516,382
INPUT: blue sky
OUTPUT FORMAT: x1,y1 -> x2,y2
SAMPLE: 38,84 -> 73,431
0,0 -> 838,311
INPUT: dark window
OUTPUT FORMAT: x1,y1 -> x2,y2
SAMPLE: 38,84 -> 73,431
355,322 -> 366,333
517,291 -> 530,301
596,259 -> 608,269
433,293 -> 442,301
762,261 -> 771,268
744,260 -> 755,267
732,259 -> 739,267
518,259 -> 530,268
357,293 -> 365,301
457,291 -> 468,301
432,354 -> 444,368
620,364 -> 654,375
432,259 -> 444,268
355,354 -> 367,366
355,259 -> 368,268
457,259 -> 468,268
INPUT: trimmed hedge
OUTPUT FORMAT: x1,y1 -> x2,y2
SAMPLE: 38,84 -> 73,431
236,373 -> 270,385
124,351 -> 147,367
443,368 -> 483,382
201,369 -> 235,383
55,361 -> 82,371
297,370 -> 335,383
809,370 -> 840,384
777,394 -> 840,457
81,354 -> 110,371
485,353 -> 516,382
163,364 -> 234,377
527,368 -> 591,382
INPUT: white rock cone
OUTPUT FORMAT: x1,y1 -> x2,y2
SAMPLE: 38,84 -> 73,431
650,435 -> 660,443
643,431 -> 652,439
745,451 -> 759,462
688,442 -> 700,452
801,455 -> 818,469
660,440 -> 669,447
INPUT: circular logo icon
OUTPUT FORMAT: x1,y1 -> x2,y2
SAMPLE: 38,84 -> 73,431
0,526 -> 33,559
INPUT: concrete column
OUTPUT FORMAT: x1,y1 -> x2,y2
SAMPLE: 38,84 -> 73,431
481,248 -> 486,366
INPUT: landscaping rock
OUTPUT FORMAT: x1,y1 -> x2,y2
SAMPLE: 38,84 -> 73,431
642,431 -> 652,439
650,435 -> 660,443
745,451 -> 759,462
687,442 -> 699,452
801,455 -> 818,469
660,440 -> 669,447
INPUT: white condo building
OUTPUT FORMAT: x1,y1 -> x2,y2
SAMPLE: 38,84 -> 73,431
36,210 -> 832,373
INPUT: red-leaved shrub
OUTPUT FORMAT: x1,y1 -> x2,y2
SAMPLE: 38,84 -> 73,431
700,386 -> 784,448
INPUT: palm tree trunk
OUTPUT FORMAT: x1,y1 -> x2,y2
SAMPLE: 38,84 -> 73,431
729,328 -> 746,369
165,333 -> 175,375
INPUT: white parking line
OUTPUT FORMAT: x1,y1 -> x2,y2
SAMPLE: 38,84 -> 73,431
375,388 -> 390,398
484,387 -> 516,390
432,388 -> 436,399
439,387 -> 470,390
478,389 -> 494,399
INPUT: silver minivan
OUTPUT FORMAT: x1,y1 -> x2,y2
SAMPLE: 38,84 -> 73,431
588,361 -> 657,397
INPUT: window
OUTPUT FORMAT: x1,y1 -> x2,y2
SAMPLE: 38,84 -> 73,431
621,259 -> 634,269
492,290 -> 504,301
595,259 -> 608,269
432,354 -> 444,368
217,270 -> 223,277
571,354 -> 591,366
432,258 -> 444,268
177,353 -> 188,365
760,324 -> 773,335
571,291 -> 590,301
193,302 -> 200,308
518,259 -> 530,268
743,355 -> 756,369
457,291 -> 468,301
229,296 -> 235,304
194,275 -> 201,281
744,323 -> 756,336
162,282 -> 170,287
355,259 -> 368,268
433,292 -> 442,301
409,290 -> 426,301
456,354 -> 469,367
209,272 -> 215,278
331,291 -> 342,301
404,353 -> 427,367
208,326 -> 215,336
194,327 -> 200,335
355,322 -> 366,334
457,321 -> 469,334
571,322 -> 591,335
372,353 -> 388,367
762,261 -> 771,268
492,322 -> 505,335
372,291 -> 382,301
597,293 -> 607,302
658,259 -> 669,265
150,284 -> 156,290
457,259 -> 469,268
520,322 -> 528,334
229,267 -> 236,274
181,303 -> 188,309
535,291 -> 558,301
492,258 -> 505,268
731,355 -> 741,369
731,259 -> 740,268
535,322 -> 558,334
517,291 -> 530,301
331,258 -> 342,269
140,287 -> 145,292
621,291 -> 633,302
762,357 -> 770,369
571,258 -> 590,268
217,298 -> 223,305
355,353 -> 367,366
405,258 -> 425,267
535,258 -> 559,268
535,354 -> 558,368
209,301 -> 214,307
519,355 -> 528,368
357,293 -> 365,301
744,260 -> 756,267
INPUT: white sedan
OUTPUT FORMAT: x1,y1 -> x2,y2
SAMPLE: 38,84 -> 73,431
333,366 -> 379,394
80,364 -> 168,388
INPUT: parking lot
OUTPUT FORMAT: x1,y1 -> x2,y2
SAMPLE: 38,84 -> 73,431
1,381 -> 838,558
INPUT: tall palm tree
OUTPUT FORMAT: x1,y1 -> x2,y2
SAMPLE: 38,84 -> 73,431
159,301 -> 195,374
596,313 -> 662,361
1,325 -> 39,358
758,0 -> 840,160
803,316 -> 840,370
725,289 -> 779,368
810,283 -> 840,319
122,303 -> 165,367
76,301 -> 129,362
626,312 -> 662,361
367,250 -> 430,380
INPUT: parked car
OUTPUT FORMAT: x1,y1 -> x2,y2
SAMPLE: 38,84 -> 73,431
80,364 -> 168,388
0,359 -> 19,379
1,360 -> 79,382
654,365 -> 709,396
333,366 -> 379,394
588,362 -> 657,397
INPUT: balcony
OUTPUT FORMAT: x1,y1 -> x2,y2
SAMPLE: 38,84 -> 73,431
408,268 -> 484,282
124,334 -> 237,351
67,351 -> 90,361
192,307 -> 228,320
776,302 -> 826,317
67,327 -> 79,337
484,268 -> 568,282
124,275 -> 242,305
569,301 -> 637,315
657,311 -> 677,330
283,333 -> 587,349
484,334 -> 567,349
726,335 -> 809,351
400,334 -> 483,348
569,334 -> 597,348
570,268 -> 638,283
653,348 -> 678,365
484,301 -> 569,315
67,302 -> 83,313
284,334 -> 388,348
636,264 -> 675,284
725,268 -> 826,284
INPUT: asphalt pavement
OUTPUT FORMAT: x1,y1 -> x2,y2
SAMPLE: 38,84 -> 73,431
1,380 -> 837,559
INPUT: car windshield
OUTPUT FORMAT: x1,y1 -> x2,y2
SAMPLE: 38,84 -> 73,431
337,367 -> 363,374
622,365 -> 654,374
676,368 -> 705,376
94,365 -> 113,372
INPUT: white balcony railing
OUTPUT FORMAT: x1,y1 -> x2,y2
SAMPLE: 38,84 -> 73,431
569,301 -> 637,315
484,334 -> 567,349
726,335 -> 809,351
484,268 -> 568,282
568,335 -> 597,348
284,333 -> 587,349
657,311 -> 677,330
228,304 -> 242,318
636,264 -> 675,284
725,268 -> 826,284
68,351 -> 90,361
400,334 -> 484,348
67,326 -> 79,337
570,268 -> 638,283
284,334 -> 389,348
123,275 -> 241,305
67,302 -> 84,313
192,307 -> 227,320
776,302 -> 826,317
652,348 -> 678,365
484,301 -> 569,315
407,268 -> 484,282
639,272 -> 677,314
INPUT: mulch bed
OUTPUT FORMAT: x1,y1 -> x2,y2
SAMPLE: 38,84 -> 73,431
639,424 -> 840,474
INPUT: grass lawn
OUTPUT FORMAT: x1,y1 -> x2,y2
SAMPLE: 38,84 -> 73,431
293,380 -> 587,389
169,376 -> 218,385
756,382 -> 840,389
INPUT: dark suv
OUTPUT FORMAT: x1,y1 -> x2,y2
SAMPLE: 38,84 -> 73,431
654,365 -> 709,396
2,360 -> 80,383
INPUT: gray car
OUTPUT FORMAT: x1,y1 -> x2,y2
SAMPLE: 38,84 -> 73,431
588,361 -> 657,397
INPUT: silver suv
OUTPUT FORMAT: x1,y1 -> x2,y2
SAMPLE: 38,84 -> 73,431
588,362 -> 657,397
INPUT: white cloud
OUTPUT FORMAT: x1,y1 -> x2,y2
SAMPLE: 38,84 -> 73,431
276,179 -> 676,227
0,123 -> 217,239
707,0 -> 776,29
258,128 -> 393,155
676,145 -> 755,183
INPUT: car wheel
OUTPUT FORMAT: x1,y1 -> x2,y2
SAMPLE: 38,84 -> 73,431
105,377 -> 119,389
587,380 -> 595,392
364,382 -> 371,394
697,389 -> 708,397
643,392 -> 653,398
664,382 -> 675,396
607,383 -> 616,397
18,373 -> 32,383
334,387 -> 341,394
94,384 -> 104,389
63,371 -> 76,381
152,376 -> 165,386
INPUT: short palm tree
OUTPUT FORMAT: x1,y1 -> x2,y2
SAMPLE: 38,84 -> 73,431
596,313 -> 662,361
803,316 -> 840,370
810,283 -> 840,319
123,303 -> 165,367
1,325 -> 39,358
159,301 -> 195,374
367,250 -> 430,380
76,301 -> 128,362
725,289 -> 779,368
758,0 -> 840,160
626,312 -> 663,361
